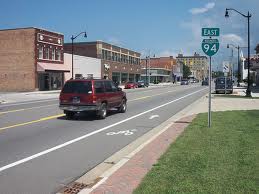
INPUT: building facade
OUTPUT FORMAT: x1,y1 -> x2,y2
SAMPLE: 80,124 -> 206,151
140,56 -> 176,83
64,53 -> 101,81
176,52 -> 208,80
0,27 -> 70,91
64,41 -> 141,84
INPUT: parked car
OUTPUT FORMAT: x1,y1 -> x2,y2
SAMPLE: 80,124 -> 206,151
215,77 -> 233,94
202,80 -> 209,86
59,79 -> 127,119
124,81 -> 138,89
181,79 -> 189,85
137,80 -> 148,88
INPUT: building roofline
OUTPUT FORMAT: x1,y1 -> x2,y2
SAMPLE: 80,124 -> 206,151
64,40 -> 141,55
0,27 -> 63,35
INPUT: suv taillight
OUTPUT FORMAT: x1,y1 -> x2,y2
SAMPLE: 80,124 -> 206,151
92,95 -> 97,103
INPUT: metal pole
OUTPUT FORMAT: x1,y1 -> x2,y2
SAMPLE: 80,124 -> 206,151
148,50 -> 151,85
145,57 -> 148,86
246,12 -> 251,97
208,56 -> 212,128
71,36 -> 74,79
237,46 -> 240,87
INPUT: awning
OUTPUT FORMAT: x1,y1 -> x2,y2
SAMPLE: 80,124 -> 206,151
37,62 -> 70,72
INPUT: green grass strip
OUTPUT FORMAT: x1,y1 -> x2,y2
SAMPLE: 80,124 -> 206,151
134,110 -> 259,194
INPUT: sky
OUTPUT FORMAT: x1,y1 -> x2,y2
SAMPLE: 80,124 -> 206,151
1,0 -> 259,70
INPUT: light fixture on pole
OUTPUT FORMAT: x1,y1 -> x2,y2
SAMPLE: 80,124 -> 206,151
225,8 -> 252,97
71,31 -> 87,79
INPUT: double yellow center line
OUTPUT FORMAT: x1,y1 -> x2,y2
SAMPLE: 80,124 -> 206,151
0,90 -> 175,132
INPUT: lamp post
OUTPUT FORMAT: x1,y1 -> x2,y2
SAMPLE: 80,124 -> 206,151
145,56 -> 148,86
227,44 -> 248,87
225,8 -> 252,97
71,31 -> 87,79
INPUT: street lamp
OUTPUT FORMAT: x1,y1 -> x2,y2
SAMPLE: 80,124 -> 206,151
227,44 -> 248,87
71,31 -> 87,79
145,56 -> 148,86
225,8 -> 252,97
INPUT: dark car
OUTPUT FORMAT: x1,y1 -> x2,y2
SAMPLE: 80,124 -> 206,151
137,80 -> 148,88
181,79 -> 189,85
202,80 -> 209,86
59,79 -> 127,119
215,77 -> 233,94
124,81 -> 138,89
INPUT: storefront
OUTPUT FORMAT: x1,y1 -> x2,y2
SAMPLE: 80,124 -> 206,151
37,62 -> 70,90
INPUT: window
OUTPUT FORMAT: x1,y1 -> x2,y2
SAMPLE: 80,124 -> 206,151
62,81 -> 92,94
52,49 -> 55,60
104,81 -> 116,92
38,46 -> 43,59
46,48 -> 49,59
56,50 -> 61,61
94,81 -> 105,93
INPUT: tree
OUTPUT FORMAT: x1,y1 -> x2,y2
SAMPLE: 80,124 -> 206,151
183,64 -> 192,78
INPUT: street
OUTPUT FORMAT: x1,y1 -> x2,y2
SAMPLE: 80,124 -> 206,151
0,84 -> 207,194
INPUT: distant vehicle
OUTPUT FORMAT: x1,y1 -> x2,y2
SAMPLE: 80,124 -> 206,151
215,77 -> 233,94
202,80 -> 209,86
137,80 -> 148,88
59,79 -> 127,119
181,79 -> 189,85
124,81 -> 138,89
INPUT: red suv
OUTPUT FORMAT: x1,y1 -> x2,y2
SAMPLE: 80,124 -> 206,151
59,79 -> 127,119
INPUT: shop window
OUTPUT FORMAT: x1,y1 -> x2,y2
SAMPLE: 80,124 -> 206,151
38,46 -> 43,59
56,50 -> 61,61
46,48 -> 49,59
52,49 -> 55,60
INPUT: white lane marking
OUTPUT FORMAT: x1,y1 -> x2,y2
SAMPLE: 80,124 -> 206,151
149,115 -> 160,120
0,87 -> 207,173
0,99 -> 58,108
106,129 -> 137,136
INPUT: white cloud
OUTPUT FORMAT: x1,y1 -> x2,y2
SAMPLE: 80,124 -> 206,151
221,33 -> 245,46
189,2 -> 215,15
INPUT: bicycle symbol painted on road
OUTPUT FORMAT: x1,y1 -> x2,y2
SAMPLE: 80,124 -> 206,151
106,129 -> 137,136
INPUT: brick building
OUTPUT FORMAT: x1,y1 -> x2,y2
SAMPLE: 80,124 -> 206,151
176,52 -> 208,80
140,56 -> 176,83
64,41 -> 141,84
0,27 -> 69,92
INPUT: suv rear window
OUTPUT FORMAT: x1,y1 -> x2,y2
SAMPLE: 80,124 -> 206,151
62,81 -> 92,94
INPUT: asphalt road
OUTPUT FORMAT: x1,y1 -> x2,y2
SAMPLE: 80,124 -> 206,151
0,84 -> 208,194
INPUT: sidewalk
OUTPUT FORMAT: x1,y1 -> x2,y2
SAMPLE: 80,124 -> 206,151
67,87 -> 259,194
0,90 -> 60,104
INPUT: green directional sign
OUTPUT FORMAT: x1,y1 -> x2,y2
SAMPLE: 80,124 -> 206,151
202,39 -> 219,56
202,28 -> 220,37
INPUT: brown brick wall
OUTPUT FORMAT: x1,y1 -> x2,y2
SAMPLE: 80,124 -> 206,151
101,59 -> 141,79
0,28 -> 36,91
64,43 -> 98,58
140,57 -> 174,71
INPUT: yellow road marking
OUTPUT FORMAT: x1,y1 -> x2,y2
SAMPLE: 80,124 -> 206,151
0,89 -> 176,131
0,104 -> 56,115
0,114 -> 65,131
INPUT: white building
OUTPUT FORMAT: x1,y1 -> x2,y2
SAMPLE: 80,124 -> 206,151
64,53 -> 101,81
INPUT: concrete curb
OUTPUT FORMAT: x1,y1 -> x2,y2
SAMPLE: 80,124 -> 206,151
56,91 -> 208,194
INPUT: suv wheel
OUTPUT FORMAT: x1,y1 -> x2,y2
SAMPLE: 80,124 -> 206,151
118,99 -> 127,113
97,103 -> 107,119
65,111 -> 75,119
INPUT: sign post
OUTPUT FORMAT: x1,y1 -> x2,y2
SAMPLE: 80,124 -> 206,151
201,28 -> 220,128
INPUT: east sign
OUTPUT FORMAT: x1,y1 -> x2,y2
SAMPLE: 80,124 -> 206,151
202,28 -> 220,37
